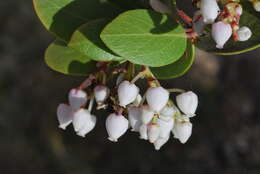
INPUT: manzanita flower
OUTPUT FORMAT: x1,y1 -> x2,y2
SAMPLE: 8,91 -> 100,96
154,135 -> 170,150
172,118 -> 192,144
72,108 -> 97,137
211,21 -> 232,49
139,124 -> 148,140
146,87 -> 169,112
159,104 -> 177,121
69,88 -> 88,110
128,106 -> 142,132
57,104 -> 73,130
141,105 -> 155,124
148,123 -> 160,143
105,113 -> 129,142
118,80 -> 139,107
176,91 -> 198,117
149,0 -> 172,14
94,85 -> 110,105
200,0 -> 220,24
157,117 -> 174,138
237,26 -> 252,41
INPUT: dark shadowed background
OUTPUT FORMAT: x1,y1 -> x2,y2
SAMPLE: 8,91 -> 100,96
1,0 -> 260,174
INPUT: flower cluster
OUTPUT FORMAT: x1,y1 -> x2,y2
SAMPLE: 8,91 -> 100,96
193,0 -> 252,49
56,65 -> 198,150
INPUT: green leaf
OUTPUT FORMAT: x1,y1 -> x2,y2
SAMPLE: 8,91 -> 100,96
195,1 -> 260,55
101,9 -> 187,67
33,0 -> 121,41
45,40 -> 97,76
151,41 -> 195,79
68,19 -> 123,61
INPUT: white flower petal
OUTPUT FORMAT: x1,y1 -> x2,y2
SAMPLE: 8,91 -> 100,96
128,107 -> 142,132
106,113 -> 129,142
237,26 -> 252,42
200,0 -> 220,24
141,105 -> 155,124
94,85 -> 110,105
57,104 -> 73,130
72,108 -> 93,132
154,135 -> 170,150
176,91 -> 198,116
148,124 -> 160,143
118,81 -> 139,107
76,115 -> 97,137
139,124 -> 148,140
212,21 -> 232,49
157,117 -> 174,138
173,120 -> 192,144
68,88 -> 87,110
146,87 -> 169,112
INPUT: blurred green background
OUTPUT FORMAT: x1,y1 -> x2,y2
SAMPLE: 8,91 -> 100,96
1,0 -> 260,174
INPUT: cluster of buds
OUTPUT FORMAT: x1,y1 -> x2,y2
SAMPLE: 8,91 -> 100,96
56,64 -> 199,150
193,0 -> 252,49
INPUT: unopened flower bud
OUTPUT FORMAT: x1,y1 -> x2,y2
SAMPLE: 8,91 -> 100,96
69,88 -> 87,110
154,135 -> 170,150
212,21 -> 232,49
139,124 -> 148,140
72,108 -> 96,137
157,118 -> 174,138
176,91 -> 198,117
141,105 -> 155,124
200,0 -> 220,24
106,113 -> 129,142
146,87 -> 169,112
237,26 -> 252,41
94,85 -> 110,105
149,0 -> 172,14
118,81 -> 139,107
148,123 -> 160,143
128,107 -> 142,132
172,119 -> 192,144
57,104 -> 73,130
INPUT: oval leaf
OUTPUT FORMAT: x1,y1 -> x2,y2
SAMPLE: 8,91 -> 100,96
45,40 -> 97,76
151,41 -> 195,79
101,9 -> 187,67
33,0 -> 121,41
69,19 -> 123,61
195,1 -> 260,55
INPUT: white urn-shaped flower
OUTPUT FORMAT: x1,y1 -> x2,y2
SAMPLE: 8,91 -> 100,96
200,0 -> 220,24
118,81 -> 139,107
72,108 -> 97,137
105,113 -> 129,142
176,91 -> 198,117
212,21 -> 232,49
94,85 -> 110,105
146,87 -> 169,112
